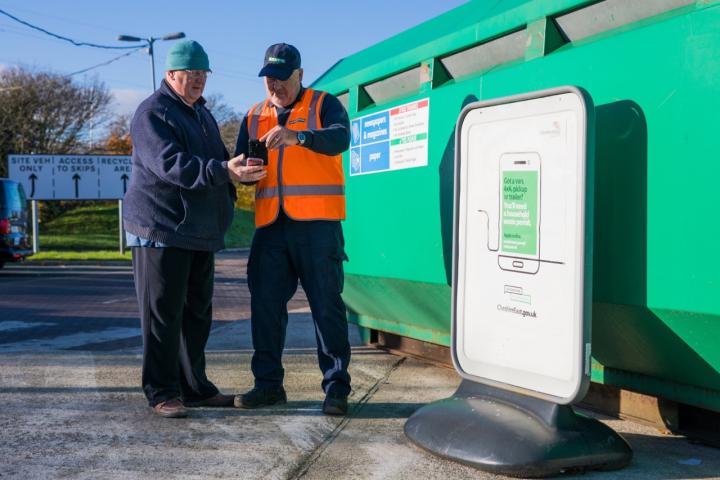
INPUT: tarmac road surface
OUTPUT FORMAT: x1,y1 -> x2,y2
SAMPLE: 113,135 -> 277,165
1,252 -> 718,479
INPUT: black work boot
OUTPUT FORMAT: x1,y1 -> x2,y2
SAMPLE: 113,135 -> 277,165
234,385 -> 287,409
322,391 -> 348,416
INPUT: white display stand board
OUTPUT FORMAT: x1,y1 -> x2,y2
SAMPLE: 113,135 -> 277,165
453,86 -> 593,404
406,87 -> 631,476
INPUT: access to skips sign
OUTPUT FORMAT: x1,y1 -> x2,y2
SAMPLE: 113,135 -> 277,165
8,154 -> 132,200
349,98 -> 429,176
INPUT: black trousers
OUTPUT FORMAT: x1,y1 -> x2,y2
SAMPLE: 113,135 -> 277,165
132,247 -> 219,406
248,213 -> 351,396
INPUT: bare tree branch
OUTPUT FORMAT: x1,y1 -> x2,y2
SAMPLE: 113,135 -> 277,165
0,67 -> 113,177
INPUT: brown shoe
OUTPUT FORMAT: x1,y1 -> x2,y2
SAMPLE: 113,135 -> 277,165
184,393 -> 235,408
152,398 -> 188,418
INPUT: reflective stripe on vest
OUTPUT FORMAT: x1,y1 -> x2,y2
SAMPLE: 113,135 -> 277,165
307,90 -> 323,129
248,100 -> 267,140
256,184 -> 345,199
250,88 -> 345,228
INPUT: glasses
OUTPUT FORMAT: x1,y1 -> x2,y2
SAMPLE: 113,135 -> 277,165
182,70 -> 211,79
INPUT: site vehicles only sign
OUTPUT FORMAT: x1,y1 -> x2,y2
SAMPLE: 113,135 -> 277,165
8,154 -> 132,200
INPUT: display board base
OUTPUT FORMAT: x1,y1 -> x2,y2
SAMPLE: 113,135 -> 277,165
404,380 -> 632,478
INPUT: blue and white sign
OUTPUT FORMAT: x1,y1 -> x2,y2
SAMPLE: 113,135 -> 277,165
361,111 -> 390,144
351,120 -> 361,147
349,98 -> 429,176
361,141 -> 390,173
8,154 -> 132,200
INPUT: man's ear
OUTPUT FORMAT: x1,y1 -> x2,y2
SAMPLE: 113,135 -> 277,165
298,68 -> 304,83
166,71 -> 175,81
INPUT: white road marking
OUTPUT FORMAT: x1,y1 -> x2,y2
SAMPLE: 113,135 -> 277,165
0,321 -> 56,332
0,327 -> 141,352
101,296 -> 135,305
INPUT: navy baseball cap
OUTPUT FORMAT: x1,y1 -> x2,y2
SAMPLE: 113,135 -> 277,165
258,43 -> 301,81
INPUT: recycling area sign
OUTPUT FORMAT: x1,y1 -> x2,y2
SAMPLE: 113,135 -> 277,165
8,154 -> 132,200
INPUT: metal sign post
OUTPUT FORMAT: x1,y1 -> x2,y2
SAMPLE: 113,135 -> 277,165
31,200 -> 39,254
118,199 -> 125,255
404,87 -> 632,477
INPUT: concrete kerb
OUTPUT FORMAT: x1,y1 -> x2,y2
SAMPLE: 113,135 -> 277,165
26,259 -> 132,267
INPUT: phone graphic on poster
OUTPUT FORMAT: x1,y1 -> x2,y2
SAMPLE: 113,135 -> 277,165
498,152 -> 541,274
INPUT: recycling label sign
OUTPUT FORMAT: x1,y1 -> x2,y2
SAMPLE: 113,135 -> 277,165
8,154 -> 132,200
349,98 -> 429,176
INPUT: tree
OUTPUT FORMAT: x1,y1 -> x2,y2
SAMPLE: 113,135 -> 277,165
0,67 -> 113,178
205,93 -> 255,210
0,67 -> 114,222
205,93 -> 242,154
102,114 -> 132,155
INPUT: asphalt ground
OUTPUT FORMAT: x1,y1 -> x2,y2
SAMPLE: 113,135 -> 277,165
0,252 -> 718,479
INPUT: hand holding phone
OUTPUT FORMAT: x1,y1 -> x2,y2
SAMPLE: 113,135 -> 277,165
248,139 -> 268,165
227,154 -> 266,183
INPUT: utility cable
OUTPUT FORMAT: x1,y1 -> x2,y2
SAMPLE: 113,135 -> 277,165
67,48 -> 144,76
0,8 -> 142,49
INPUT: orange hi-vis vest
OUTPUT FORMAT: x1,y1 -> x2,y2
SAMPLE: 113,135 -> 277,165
247,88 -> 346,228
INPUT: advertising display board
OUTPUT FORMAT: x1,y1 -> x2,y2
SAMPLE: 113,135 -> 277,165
453,87 -> 593,404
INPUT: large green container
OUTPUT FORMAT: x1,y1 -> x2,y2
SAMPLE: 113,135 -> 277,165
312,0 -> 720,412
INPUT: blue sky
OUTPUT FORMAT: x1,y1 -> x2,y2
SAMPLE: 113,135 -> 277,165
0,0 -> 467,118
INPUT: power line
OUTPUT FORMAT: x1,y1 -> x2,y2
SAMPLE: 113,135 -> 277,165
0,4 -> 119,35
68,48 -> 144,76
212,70 -> 259,81
0,23 -> 59,43
210,65 -> 258,79
0,8 -> 142,50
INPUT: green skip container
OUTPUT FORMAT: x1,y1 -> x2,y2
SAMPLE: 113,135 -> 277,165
312,0 -> 720,413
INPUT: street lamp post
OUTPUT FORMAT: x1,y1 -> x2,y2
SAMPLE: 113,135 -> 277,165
117,32 -> 186,91
115,32 -> 184,254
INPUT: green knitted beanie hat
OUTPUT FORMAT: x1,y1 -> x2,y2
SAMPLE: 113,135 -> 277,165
165,40 -> 210,71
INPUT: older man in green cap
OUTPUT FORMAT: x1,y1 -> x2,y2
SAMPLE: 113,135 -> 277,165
123,40 -> 265,418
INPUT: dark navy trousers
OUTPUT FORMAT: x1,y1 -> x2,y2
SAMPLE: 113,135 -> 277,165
132,247 -> 219,406
247,212 -> 351,396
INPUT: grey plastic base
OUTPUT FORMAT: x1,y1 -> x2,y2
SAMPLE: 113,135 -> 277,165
404,380 -> 633,478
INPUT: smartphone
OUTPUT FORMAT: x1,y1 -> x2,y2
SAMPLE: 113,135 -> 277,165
497,152 -> 541,274
248,139 -> 268,165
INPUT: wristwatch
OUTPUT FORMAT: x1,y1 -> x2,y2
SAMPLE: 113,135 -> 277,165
296,131 -> 307,146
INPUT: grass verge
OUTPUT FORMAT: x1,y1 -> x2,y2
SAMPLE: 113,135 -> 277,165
28,251 -> 132,262
224,208 -> 255,248
29,204 -> 255,261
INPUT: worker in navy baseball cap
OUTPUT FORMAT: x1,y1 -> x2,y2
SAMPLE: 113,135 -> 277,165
234,42 -> 352,416
258,43 -> 301,81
